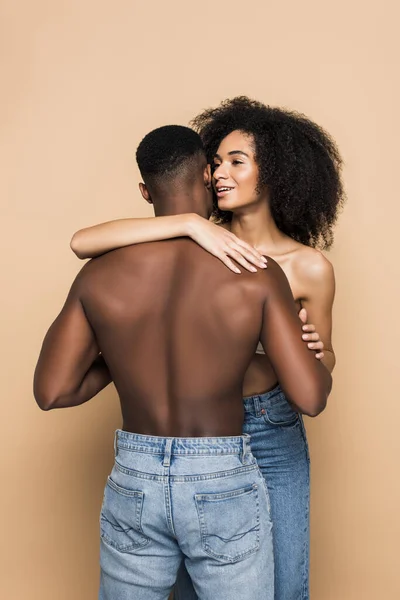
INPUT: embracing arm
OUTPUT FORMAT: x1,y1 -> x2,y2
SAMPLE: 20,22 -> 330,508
70,214 -> 267,272
33,275 -> 112,410
260,260 -> 332,417
70,215 -> 193,259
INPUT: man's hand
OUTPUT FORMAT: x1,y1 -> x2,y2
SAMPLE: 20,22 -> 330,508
187,214 -> 268,274
299,307 -> 324,360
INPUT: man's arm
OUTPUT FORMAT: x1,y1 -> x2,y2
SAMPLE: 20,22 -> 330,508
33,276 -> 112,410
260,259 -> 332,417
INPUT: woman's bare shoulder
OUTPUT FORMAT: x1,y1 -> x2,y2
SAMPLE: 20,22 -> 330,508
296,244 -> 333,276
293,245 -> 334,282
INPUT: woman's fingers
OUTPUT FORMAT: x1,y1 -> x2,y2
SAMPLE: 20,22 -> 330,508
209,231 -> 268,273
226,248 -> 259,272
234,238 -> 268,267
308,341 -> 324,351
233,246 -> 268,269
219,255 -> 241,274
302,332 -> 320,342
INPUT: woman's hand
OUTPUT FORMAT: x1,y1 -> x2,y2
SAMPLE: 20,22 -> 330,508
187,214 -> 268,273
299,307 -> 325,360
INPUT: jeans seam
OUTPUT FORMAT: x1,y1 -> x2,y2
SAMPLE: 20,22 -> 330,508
117,444 -> 245,456
299,415 -> 310,599
263,410 -> 299,426
115,461 -> 258,482
255,466 -> 272,516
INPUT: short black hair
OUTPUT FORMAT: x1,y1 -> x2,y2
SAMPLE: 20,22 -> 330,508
191,96 -> 345,249
136,125 -> 206,185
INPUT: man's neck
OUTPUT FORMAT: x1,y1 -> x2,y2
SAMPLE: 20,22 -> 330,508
153,191 -> 208,219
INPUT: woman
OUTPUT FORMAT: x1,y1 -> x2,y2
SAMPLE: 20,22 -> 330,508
71,97 -> 344,600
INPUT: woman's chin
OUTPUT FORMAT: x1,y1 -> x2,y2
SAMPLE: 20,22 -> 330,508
217,197 -> 261,213
218,199 -> 237,211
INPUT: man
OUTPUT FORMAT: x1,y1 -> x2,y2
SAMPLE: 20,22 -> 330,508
34,125 -> 331,600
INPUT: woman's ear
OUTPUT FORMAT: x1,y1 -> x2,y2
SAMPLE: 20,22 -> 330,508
139,182 -> 153,204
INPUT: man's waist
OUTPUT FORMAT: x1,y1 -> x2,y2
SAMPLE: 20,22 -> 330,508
115,429 -> 250,456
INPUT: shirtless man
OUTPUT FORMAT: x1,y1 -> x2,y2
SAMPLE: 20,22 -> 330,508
34,125 -> 331,600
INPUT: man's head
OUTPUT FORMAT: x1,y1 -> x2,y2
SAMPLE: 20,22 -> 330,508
136,125 -> 213,218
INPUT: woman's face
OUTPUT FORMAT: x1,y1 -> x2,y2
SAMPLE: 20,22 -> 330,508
212,130 -> 265,212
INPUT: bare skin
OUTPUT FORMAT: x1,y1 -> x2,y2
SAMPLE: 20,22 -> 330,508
34,235 -> 331,435
214,130 -> 335,393
242,241 -> 334,394
70,131 -> 334,399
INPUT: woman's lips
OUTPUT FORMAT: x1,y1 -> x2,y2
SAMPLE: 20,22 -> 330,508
216,187 -> 234,198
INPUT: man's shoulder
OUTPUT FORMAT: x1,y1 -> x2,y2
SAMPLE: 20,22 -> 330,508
259,256 -> 288,281
71,245 -> 149,299
80,238 -> 199,276
110,237 -> 197,256
245,256 -> 292,300
84,241 -> 161,266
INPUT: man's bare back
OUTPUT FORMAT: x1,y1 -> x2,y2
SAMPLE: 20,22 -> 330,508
34,125 -> 331,434
57,238 -> 329,436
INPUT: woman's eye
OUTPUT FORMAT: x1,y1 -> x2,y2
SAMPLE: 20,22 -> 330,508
232,160 -> 243,165
212,163 -> 220,171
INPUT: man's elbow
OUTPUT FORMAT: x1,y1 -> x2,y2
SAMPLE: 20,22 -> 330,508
38,402 -> 56,411
33,379 -> 62,411
34,388 -> 58,411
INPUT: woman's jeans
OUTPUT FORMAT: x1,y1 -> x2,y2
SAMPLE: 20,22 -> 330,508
174,385 -> 310,600
99,431 -> 274,600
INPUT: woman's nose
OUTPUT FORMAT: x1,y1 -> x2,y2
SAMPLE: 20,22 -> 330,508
213,163 -> 228,179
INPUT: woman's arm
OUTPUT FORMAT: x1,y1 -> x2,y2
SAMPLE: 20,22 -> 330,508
298,253 -> 336,373
70,215 -> 193,259
70,214 -> 268,273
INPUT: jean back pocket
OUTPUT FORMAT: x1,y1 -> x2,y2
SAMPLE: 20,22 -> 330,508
100,477 -> 150,553
195,483 -> 260,563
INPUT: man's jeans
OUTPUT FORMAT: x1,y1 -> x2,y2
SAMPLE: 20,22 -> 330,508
99,430 -> 274,600
174,385 -> 310,600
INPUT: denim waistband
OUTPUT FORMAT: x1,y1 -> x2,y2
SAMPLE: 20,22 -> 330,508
115,430 -> 252,456
243,384 -> 284,414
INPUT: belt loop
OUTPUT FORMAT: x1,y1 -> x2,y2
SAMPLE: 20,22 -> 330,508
114,430 -> 118,457
241,434 -> 251,464
163,438 -> 173,467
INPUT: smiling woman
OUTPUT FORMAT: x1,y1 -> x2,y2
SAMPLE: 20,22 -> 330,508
213,131 -> 263,211
193,96 -> 344,250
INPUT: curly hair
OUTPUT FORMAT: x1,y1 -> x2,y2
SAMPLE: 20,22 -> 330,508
191,96 -> 345,249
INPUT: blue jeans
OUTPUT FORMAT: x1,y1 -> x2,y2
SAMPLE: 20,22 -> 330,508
174,386 -> 310,600
99,430 -> 274,600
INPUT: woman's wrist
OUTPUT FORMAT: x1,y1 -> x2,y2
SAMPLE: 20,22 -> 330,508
185,213 -> 203,239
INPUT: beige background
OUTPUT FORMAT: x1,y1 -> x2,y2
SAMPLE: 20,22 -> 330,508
1,1 -> 399,598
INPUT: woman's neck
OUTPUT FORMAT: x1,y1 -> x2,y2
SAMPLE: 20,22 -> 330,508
230,202 -> 286,252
